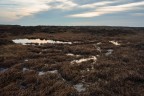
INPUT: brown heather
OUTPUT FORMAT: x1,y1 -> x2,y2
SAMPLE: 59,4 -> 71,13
0,25 -> 144,96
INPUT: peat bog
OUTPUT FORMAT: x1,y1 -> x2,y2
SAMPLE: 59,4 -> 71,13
0,25 -> 144,96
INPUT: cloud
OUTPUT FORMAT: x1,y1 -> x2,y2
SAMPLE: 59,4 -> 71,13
52,0 -> 78,10
68,1 -> 144,18
0,0 -> 78,21
79,1 -> 115,8
0,0 -> 51,20
0,0 -> 144,21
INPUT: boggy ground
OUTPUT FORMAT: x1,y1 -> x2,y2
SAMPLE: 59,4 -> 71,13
0,26 -> 144,96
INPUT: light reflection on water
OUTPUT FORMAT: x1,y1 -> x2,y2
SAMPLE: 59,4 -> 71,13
12,39 -> 72,45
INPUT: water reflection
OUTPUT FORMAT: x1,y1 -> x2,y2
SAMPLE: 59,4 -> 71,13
12,39 -> 72,45
74,83 -> 86,92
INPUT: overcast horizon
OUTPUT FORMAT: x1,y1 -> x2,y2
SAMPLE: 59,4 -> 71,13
0,0 -> 144,27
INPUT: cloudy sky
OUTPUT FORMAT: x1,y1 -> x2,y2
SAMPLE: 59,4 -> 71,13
0,0 -> 144,26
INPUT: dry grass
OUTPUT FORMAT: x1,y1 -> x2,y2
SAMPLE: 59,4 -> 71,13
0,26 -> 144,96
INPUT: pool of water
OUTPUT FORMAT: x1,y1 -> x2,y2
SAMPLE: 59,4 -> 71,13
105,49 -> 114,56
71,56 -> 97,64
12,39 -> 72,45
22,68 -> 30,72
38,70 -> 58,76
74,83 -> 86,92
109,41 -> 120,46
66,53 -> 81,57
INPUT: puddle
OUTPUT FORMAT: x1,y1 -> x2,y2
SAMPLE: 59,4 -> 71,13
96,55 -> 100,57
74,83 -> 86,92
48,70 -> 58,74
109,41 -> 120,46
66,53 -> 81,57
24,59 -> 28,62
97,42 -> 102,45
38,71 -> 45,76
71,56 -> 97,64
66,53 -> 75,56
12,39 -> 72,45
22,68 -> 30,72
73,41 -> 82,44
38,70 -> 58,76
0,68 -> 8,72
105,49 -> 113,56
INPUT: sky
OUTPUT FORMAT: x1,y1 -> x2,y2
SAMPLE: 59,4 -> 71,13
0,0 -> 144,26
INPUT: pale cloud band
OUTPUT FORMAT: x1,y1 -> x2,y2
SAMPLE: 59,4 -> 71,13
68,1 -> 144,18
0,0 -> 144,21
0,0 -> 77,21
79,1 -> 115,8
132,13 -> 144,16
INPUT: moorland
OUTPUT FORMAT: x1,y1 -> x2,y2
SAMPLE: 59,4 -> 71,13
0,25 -> 144,96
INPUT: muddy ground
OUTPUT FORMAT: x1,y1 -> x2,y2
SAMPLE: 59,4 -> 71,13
0,25 -> 144,96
